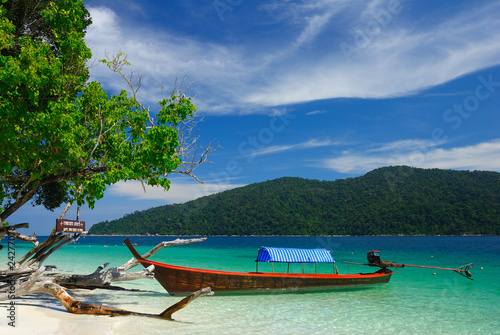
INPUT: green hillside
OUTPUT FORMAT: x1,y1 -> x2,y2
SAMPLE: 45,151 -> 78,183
89,166 -> 500,235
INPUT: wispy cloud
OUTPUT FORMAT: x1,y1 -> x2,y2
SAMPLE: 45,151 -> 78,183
244,138 -> 339,158
368,139 -> 443,153
246,2 -> 500,106
321,139 -> 500,174
108,179 -> 246,203
86,6 -> 254,113
86,1 -> 500,113
306,110 -> 328,116
293,11 -> 336,49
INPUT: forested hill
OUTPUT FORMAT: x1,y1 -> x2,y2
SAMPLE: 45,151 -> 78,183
89,166 -> 500,236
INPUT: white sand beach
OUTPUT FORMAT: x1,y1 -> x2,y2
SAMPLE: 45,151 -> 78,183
0,294 -> 118,335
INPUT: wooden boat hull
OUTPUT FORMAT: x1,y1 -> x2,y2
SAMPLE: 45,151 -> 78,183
125,240 -> 393,295
146,261 -> 393,295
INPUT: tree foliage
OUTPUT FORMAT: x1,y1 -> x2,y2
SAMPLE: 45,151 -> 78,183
89,167 -> 500,236
0,1 -> 204,224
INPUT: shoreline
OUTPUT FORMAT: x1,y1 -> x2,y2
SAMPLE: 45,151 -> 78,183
84,233 -> 495,237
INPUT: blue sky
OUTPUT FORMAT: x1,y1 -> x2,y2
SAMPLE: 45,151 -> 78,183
10,0 -> 500,235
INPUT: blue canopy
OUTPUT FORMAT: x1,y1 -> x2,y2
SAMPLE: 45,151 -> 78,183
256,247 -> 335,263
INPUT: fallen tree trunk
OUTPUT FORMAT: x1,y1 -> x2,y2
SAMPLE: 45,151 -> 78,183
6,267 -> 212,319
51,262 -> 156,289
52,237 -> 207,289
0,224 -> 211,320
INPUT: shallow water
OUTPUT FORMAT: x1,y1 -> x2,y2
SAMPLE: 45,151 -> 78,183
2,236 -> 499,334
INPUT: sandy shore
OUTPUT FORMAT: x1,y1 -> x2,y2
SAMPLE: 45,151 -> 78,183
0,294 -> 118,335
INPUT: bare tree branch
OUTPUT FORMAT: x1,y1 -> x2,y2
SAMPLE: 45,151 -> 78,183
101,52 -> 219,185
119,237 -> 207,271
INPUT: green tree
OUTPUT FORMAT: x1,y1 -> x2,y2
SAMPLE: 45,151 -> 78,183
0,0 -> 214,224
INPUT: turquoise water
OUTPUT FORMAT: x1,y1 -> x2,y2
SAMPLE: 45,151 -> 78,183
2,236 -> 499,334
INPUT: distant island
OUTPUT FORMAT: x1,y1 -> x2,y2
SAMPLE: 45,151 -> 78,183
89,166 -> 500,236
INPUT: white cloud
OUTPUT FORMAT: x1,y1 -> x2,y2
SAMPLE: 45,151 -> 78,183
416,141 -> 500,171
246,2 -> 500,105
86,6 -> 255,114
107,179 -> 246,203
245,138 -> 339,158
249,1 -> 500,106
293,12 -> 335,48
86,2 -> 500,113
306,110 -> 327,115
368,139 -> 443,153
322,139 -> 500,174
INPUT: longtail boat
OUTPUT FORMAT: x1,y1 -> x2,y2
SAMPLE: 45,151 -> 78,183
124,238 -> 393,295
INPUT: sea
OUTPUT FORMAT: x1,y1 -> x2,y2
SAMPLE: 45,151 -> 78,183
1,235 -> 499,334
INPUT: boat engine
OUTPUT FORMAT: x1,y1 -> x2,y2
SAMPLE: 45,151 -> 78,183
367,250 -> 405,268
367,250 -> 382,266
343,250 -> 472,279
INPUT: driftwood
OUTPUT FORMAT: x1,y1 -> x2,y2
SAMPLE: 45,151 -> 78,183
0,224 -> 211,320
0,223 -> 38,251
159,287 -> 212,320
6,266 -> 212,318
53,237 -> 207,289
